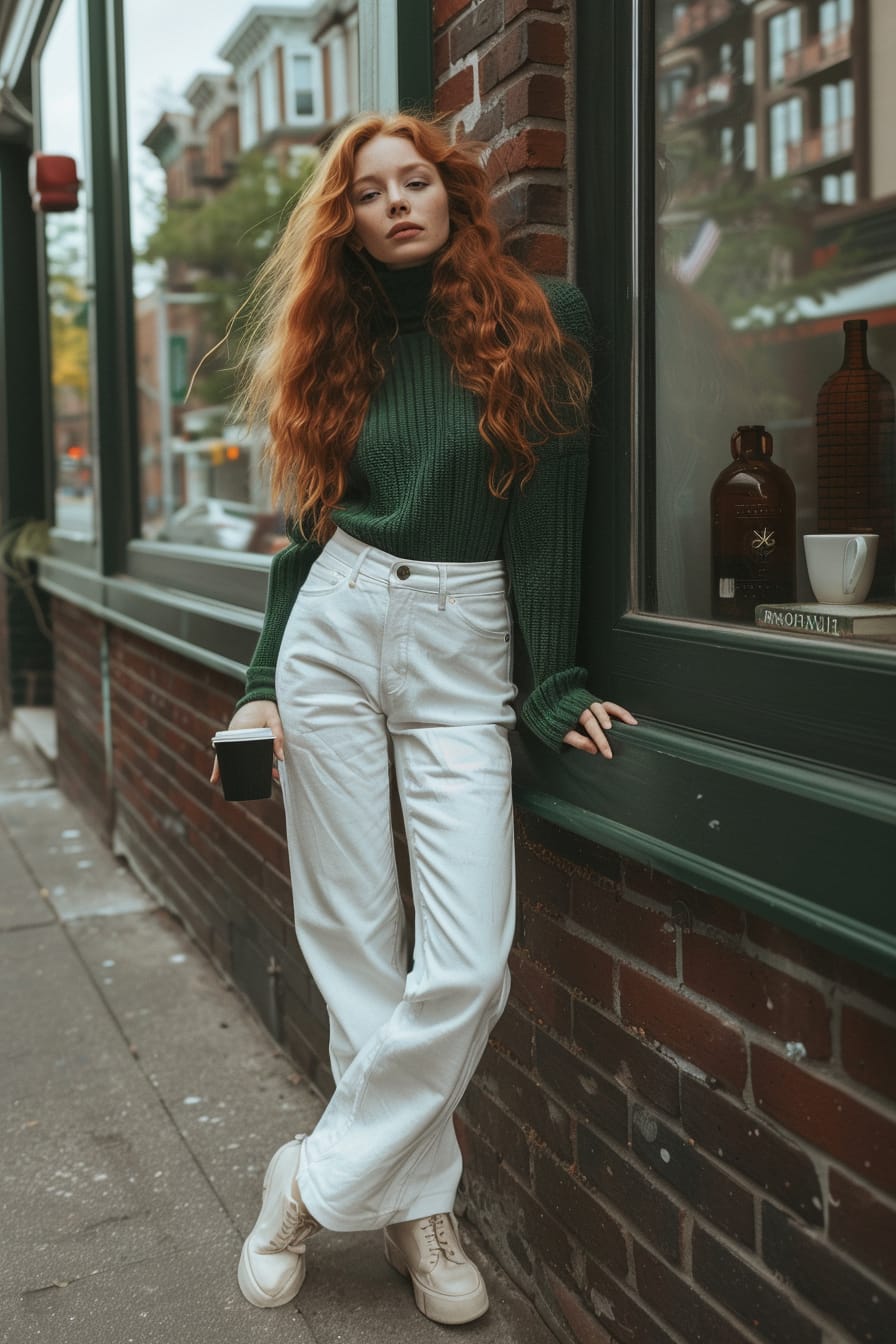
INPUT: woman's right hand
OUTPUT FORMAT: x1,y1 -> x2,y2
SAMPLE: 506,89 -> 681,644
209,700 -> 285,786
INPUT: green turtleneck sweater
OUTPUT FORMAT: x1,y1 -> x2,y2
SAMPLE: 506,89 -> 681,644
238,262 -> 597,750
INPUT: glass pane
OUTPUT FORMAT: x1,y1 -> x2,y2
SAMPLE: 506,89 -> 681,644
123,0 -> 360,552
653,0 -> 896,648
39,0 -> 95,540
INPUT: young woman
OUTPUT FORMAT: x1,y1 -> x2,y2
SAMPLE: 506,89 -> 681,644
212,112 -> 637,1326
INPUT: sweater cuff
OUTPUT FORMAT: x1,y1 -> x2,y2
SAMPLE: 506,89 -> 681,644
519,669 -> 597,752
236,664 -> 278,709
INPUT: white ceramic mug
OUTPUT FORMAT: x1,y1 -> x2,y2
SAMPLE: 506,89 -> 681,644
803,533 -> 879,605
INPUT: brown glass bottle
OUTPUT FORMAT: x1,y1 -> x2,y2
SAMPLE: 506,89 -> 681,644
711,425 -> 796,622
816,318 -> 895,599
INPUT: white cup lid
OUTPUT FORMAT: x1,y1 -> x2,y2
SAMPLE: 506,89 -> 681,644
212,728 -> 275,744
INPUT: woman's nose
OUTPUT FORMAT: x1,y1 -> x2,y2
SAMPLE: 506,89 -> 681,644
388,194 -> 409,214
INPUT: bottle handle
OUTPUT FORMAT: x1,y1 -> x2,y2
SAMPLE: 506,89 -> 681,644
843,536 -> 867,595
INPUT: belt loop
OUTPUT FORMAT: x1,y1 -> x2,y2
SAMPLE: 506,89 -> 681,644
348,545 -> 371,588
438,564 -> 447,610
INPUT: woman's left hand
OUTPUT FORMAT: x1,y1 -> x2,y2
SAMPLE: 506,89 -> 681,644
564,701 -> 638,759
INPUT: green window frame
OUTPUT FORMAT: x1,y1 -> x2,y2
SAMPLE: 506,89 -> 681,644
509,0 -> 896,977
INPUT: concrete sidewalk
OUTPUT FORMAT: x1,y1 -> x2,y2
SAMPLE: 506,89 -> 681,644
0,730 -> 554,1344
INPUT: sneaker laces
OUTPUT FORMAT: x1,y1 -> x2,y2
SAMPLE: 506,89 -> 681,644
420,1213 -> 465,1266
261,1195 -> 320,1255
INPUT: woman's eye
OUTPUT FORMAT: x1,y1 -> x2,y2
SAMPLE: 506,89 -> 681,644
407,179 -> 428,190
358,191 -> 378,203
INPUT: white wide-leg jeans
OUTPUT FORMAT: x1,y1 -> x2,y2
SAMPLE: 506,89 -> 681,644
274,528 -> 517,1232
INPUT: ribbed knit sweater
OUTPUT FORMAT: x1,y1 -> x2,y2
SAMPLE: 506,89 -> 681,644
239,260 -> 597,749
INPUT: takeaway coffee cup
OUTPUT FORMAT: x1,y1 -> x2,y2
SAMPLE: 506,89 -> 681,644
211,727 -> 275,801
803,533 -> 878,605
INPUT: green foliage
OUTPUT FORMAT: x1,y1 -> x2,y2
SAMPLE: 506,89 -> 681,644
662,139 -> 854,327
141,149 -> 315,406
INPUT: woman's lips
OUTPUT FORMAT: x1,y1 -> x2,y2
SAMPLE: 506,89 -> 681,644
389,225 -> 422,239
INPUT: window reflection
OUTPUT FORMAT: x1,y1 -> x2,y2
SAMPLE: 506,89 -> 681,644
124,0 -> 361,552
652,0 -> 896,644
39,0 -> 95,540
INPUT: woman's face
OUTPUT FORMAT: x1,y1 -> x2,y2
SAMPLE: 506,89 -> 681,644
350,134 -> 450,269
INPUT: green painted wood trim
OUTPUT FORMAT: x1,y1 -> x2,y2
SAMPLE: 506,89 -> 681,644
511,726 -> 896,977
84,0 -> 139,574
396,0 -> 432,112
513,783 -> 896,976
38,556 -> 262,672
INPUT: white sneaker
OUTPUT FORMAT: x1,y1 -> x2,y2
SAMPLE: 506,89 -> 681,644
384,1212 -> 489,1325
238,1135 -> 320,1308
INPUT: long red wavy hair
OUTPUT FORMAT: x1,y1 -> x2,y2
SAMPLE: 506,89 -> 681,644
237,113 -> 591,541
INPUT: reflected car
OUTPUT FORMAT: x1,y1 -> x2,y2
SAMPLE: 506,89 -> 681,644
157,499 -> 258,551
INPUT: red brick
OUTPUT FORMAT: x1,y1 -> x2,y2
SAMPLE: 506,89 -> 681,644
504,70 -> 566,125
491,127 -> 561,176
449,0 -> 502,61
692,1223 -> 821,1344
829,1167 -> 896,1284
620,965 -> 748,1095
479,17 -> 566,93
498,1162 -> 575,1279
459,1078 -> 530,1177
434,64 -> 474,115
517,809 -> 622,886
524,908 -> 614,1006
680,1073 -> 823,1225
516,833 -> 572,914
434,32 -> 451,77
635,1241 -> 759,1344
841,1003 -> 896,1103
631,1104 -> 755,1247
578,1125 -> 682,1263
574,998 -> 680,1116
683,931 -> 831,1059
533,1149 -> 628,1277
508,946 -> 572,1034
506,231 -> 567,273
581,1251 -> 681,1344
543,1269 -> 615,1344
469,100 -> 503,142
751,1043 -> 896,1194
624,860 -> 744,936
505,0 -> 561,18
763,1201 -> 896,1344
434,0 -> 471,30
535,1027 -> 628,1139
571,879 -> 677,976
490,998 -> 534,1064
478,1047 -> 573,1159
745,913 -> 896,1014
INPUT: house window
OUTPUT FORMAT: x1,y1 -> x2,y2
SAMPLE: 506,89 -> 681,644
293,53 -> 314,116
37,0 -> 96,540
652,0 -> 895,636
768,7 -> 801,84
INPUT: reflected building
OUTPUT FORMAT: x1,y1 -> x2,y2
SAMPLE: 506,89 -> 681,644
135,1 -> 360,542
654,0 -> 896,617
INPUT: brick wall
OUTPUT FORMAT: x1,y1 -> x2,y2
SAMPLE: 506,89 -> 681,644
50,607 -> 896,1344
52,598 -> 107,837
434,0 -> 572,274
456,811 -> 896,1344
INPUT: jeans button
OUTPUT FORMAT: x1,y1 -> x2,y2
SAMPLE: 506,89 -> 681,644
396,565 -> 411,580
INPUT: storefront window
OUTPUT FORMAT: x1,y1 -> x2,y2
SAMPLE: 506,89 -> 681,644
651,0 -> 896,647
122,0 -> 360,553
38,0 -> 95,540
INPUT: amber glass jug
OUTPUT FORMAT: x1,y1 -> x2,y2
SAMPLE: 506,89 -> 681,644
711,425 -> 796,623
816,319 -> 895,599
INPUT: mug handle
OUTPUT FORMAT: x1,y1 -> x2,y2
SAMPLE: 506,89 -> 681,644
843,536 -> 867,595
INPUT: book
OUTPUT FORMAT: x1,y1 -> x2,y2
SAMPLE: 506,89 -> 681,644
755,602 -> 896,639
